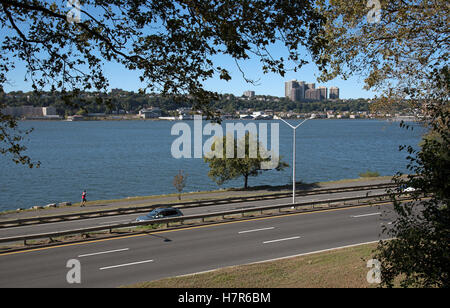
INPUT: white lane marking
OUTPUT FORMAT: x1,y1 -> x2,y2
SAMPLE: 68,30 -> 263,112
99,259 -> 154,270
78,248 -> 129,258
238,227 -> 275,234
351,212 -> 381,218
263,236 -> 301,244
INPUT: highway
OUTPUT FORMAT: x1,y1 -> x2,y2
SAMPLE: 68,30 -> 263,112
0,200 -> 396,287
0,188 -> 388,239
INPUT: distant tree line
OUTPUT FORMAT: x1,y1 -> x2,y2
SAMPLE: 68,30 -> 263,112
210,96 -> 374,114
0,90 -> 387,116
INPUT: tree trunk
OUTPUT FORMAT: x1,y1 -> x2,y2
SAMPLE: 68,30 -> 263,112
244,175 -> 248,189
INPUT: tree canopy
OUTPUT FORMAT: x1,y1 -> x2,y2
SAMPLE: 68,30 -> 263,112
0,0 -> 325,107
315,0 -> 448,115
0,0 -> 326,166
315,0 -> 449,287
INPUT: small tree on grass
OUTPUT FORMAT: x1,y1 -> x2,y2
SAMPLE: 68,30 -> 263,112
173,170 -> 187,201
204,133 -> 288,189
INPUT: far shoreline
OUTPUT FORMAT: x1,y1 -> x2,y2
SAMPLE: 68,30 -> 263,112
18,117 -> 389,122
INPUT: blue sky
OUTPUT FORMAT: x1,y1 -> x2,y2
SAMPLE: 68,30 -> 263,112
2,30 -> 375,99
4,52 -> 376,99
2,3 -> 377,100
202,53 -> 376,99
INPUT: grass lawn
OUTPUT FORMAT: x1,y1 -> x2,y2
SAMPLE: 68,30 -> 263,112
125,242 -> 381,288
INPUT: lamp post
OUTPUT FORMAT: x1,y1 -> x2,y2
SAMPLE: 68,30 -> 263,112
276,115 -> 314,204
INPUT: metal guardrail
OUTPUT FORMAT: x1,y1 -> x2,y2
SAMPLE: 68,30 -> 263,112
0,192 -> 407,246
0,182 -> 397,228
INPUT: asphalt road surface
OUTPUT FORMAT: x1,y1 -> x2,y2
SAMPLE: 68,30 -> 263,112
0,201 -> 396,287
0,188 -> 388,239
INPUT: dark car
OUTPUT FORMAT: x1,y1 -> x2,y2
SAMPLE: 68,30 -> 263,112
135,207 -> 183,222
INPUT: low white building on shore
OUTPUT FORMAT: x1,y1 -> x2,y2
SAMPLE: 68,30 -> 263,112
139,107 -> 162,119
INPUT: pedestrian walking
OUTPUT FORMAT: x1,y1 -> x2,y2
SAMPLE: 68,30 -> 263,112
81,190 -> 87,207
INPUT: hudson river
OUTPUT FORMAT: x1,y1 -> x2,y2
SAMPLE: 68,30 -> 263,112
0,119 -> 426,212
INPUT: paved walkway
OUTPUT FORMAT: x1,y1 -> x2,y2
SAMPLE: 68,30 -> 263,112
0,177 -> 394,221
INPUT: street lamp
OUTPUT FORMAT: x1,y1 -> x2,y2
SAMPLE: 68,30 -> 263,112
275,115 -> 314,204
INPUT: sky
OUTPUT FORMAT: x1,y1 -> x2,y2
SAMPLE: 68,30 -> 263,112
1,2 -> 377,100
4,52 -> 376,100
201,53 -> 377,99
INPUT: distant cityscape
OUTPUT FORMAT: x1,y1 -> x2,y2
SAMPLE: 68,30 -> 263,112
1,87 -> 417,122
244,80 -> 339,102
285,80 -> 339,101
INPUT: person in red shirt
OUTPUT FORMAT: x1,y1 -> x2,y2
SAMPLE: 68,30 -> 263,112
81,190 -> 87,207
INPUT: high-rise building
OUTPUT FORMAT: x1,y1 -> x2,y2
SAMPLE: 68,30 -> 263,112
296,81 -> 306,101
290,87 -> 305,102
285,80 -> 336,101
318,86 -> 328,100
305,83 -> 315,90
285,80 -> 298,98
286,80 -> 307,102
305,88 -> 320,101
329,87 -> 340,99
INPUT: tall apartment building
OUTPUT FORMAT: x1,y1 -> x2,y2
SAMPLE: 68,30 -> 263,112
290,87 -> 304,102
318,86 -> 328,100
305,88 -> 321,100
329,87 -> 340,99
285,80 -> 306,101
305,83 -> 315,90
285,80 -> 335,101
285,80 -> 297,98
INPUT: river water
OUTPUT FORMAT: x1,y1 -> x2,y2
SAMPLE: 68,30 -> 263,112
0,119 -> 426,211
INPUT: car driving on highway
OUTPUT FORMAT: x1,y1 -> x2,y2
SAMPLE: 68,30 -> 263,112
135,207 -> 183,222
400,184 -> 416,193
